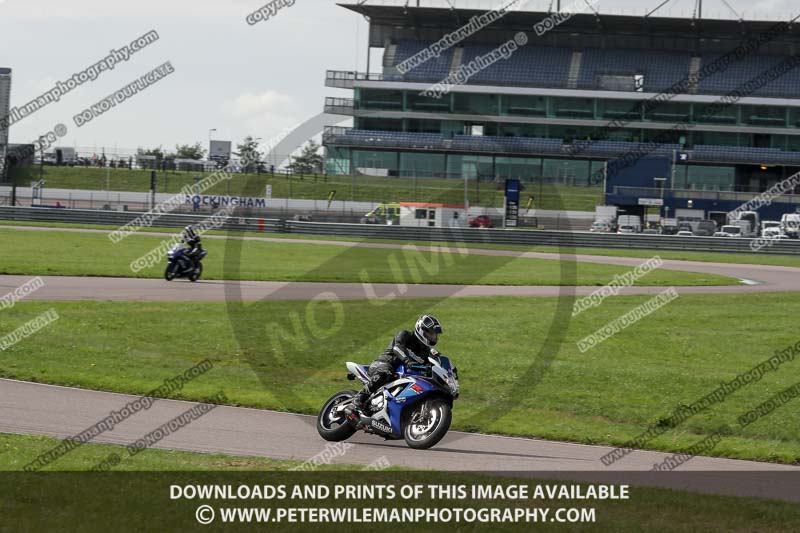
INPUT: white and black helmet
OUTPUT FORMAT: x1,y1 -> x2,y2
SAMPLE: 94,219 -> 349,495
183,226 -> 198,241
414,315 -> 443,347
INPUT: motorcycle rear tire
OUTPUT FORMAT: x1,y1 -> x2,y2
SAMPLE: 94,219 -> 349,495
189,263 -> 203,282
317,390 -> 358,442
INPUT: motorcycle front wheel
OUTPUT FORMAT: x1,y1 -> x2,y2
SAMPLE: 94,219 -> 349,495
317,390 -> 358,442
403,399 -> 451,450
164,263 -> 178,281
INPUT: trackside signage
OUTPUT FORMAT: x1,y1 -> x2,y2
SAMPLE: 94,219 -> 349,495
185,195 -> 267,208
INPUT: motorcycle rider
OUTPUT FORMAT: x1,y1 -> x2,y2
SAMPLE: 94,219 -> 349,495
352,315 -> 443,412
182,225 -> 204,270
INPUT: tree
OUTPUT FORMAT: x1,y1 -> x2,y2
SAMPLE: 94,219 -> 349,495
288,140 -> 323,174
235,135 -> 262,173
175,142 -> 206,160
139,146 -> 165,160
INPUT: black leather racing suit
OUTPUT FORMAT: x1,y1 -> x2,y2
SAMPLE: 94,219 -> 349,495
354,330 -> 437,408
183,236 -> 203,269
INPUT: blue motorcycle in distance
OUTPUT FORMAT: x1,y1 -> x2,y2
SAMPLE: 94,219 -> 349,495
164,243 -> 207,282
317,355 -> 460,450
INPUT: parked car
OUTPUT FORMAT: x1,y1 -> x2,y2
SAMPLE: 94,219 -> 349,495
762,221 -> 782,238
617,215 -> 642,233
468,215 -> 493,228
720,225 -> 743,237
781,213 -> 800,238
676,230 -> 694,237
712,231 -> 729,237
590,221 -> 611,232
693,220 -> 717,236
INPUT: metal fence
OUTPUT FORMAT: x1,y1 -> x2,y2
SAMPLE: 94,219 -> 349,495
2,206 -> 799,255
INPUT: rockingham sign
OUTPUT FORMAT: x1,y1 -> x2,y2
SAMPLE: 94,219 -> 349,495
185,194 -> 267,209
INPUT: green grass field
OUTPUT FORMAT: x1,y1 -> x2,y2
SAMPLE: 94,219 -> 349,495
16,166 -> 602,210
3,221 -> 799,268
0,228 -> 737,286
2,293 -> 800,464
0,433 -> 357,471
2,434 -> 798,532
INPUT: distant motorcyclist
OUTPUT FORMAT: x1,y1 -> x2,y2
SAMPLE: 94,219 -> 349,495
352,315 -> 443,411
182,225 -> 203,270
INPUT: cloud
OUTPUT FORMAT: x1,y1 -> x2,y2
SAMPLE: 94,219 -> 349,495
0,0 -> 254,19
225,90 -> 300,142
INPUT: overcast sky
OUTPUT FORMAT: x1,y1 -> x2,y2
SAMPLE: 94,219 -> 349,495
1,0 -> 798,155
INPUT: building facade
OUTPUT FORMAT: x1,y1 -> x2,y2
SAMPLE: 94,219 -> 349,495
323,4 -> 800,218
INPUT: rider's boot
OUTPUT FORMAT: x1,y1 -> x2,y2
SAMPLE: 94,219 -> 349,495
352,390 -> 369,412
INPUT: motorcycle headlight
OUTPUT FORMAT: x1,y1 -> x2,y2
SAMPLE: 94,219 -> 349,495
447,375 -> 459,395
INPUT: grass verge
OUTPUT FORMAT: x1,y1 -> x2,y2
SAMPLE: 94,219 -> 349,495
2,294 -> 799,464
0,228 -> 737,286
2,220 -> 798,268
1,432 -> 798,531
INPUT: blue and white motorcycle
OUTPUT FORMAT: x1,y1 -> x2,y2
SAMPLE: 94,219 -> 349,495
317,355 -> 460,450
164,243 -> 207,282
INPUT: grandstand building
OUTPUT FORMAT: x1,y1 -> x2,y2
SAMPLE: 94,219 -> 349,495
323,4 -> 800,219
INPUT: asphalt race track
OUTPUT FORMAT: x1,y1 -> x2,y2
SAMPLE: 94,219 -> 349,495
2,226 -> 800,300
1,378 -> 798,502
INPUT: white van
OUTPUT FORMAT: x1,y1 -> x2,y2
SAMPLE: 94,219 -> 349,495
781,213 -> 800,238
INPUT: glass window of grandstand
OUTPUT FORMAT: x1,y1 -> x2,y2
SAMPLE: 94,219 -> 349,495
604,129 -> 638,142
692,131 -> 740,148
359,89 -> 404,111
356,117 -> 403,132
543,159 -> 591,186
498,123 -> 547,138
787,135 -> 800,152
597,99 -> 641,121
406,119 -> 441,133
742,105 -> 786,127
693,103 -> 738,124
407,91 -> 450,113
552,97 -> 594,119
685,166 -> 735,191
642,128 -> 684,146
644,101 -> 690,122
399,153 -> 446,178
501,95 -> 547,117
352,150 -> 398,177
447,155 -> 493,181
673,166 -> 688,189
453,93 -> 498,115
415,209 -> 428,220
495,157 -> 542,181
589,161 -> 606,184
325,147 -> 351,176
789,108 -> 800,128
549,126 -> 594,143
441,121 -> 464,138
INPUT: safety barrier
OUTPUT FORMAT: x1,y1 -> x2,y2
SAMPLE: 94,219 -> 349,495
2,206 -> 800,255
0,206 -> 283,233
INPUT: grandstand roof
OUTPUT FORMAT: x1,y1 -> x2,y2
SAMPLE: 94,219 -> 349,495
341,4 -> 800,53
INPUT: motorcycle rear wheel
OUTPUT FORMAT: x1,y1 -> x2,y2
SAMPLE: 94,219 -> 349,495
317,390 -> 358,442
189,263 -> 203,282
